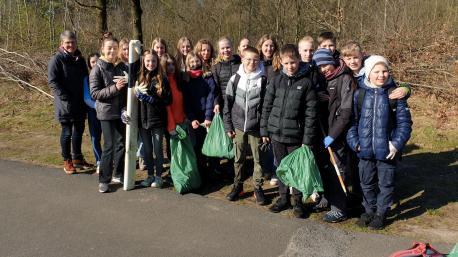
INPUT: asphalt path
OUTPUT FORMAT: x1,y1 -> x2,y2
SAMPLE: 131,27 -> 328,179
0,160 -> 452,257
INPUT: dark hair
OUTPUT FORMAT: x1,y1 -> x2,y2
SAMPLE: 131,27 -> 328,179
242,46 -> 259,56
87,52 -> 100,70
279,44 -> 300,59
100,32 -> 118,49
317,31 -> 336,45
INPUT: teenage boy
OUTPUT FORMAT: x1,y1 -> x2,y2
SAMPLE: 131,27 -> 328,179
260,44 -> 317,218
317,31 -> 340,59
298,36 -> 315,64
312,48 -> 354,223
48,30 -> 93,174
224,46 -> 268,205
347,56 -> 412,229
340,41 -> 410,99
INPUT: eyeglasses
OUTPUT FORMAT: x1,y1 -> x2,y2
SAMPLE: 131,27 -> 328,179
243,58 -> 260,63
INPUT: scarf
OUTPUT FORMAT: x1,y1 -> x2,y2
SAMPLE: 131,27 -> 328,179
325,60 -> 346,80
188,69 -> 203,78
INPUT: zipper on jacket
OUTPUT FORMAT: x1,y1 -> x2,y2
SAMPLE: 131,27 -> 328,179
279,78 -> 291,130
243,79 -> 249,131
372,89 -> 377,155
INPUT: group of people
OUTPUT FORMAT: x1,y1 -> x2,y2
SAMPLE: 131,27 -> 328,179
48,30 -> 412,230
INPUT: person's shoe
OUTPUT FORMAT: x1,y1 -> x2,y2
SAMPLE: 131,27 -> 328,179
63,160 -> 76,175
269,198 -> 291,213
368,214 -> 385,230
151,176 -> 163,188
112,176 -> 122,184
96,165 -> 100,174
323,210 -> 347,223
138,157 -> 147,171
98,183 -> 109,193
72,159 -> 94,169
269,177 -> 279,186
254,187 -> 267,206
312,196 -> 329,213
292,202 -> 307,219
226,183 -> 244,201
140,176 -> 155,187
356,213 -> 375,227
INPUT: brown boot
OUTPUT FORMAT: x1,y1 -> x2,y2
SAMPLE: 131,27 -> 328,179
63,160 -> 76,175
72,159 -> 93,169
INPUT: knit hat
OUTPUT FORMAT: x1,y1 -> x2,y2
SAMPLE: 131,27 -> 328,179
312,48 -> 335,67
364,55 -> 390,79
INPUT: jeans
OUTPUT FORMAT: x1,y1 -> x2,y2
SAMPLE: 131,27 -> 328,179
271,140 -> 302,203
359,158 -> 396,217
87,108 -> 102,164
60,120 -> 85,161
99,120 -> 125,183
139,127 -> 164,177
233,129 -> 263,187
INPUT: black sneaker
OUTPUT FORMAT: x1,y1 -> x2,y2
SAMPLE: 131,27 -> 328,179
312,196 -> 329,213
323,210 -> 347,223
355,213 -> 375,227
254,187 -> 267,206
226,183 -> 243,201
292,202 -> 306,218
368,214 -> 385,230
269,198 -> 291,213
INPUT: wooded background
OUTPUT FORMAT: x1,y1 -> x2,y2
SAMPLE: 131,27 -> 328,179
0,0 -> 456,97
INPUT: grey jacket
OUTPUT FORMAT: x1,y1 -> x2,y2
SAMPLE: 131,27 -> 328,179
89,58 -> 128,121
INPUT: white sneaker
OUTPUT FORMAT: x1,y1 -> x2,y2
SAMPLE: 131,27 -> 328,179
96,165 -> 100,174
151,177 -> 163,188
112,176 -> 122,184
270,178 -> 279,186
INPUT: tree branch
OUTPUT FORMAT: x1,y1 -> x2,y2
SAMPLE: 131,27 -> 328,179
73,0 -> 101,11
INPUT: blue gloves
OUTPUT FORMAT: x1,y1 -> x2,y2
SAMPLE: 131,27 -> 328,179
136,91 -> 155,104
323,136 -> 334,148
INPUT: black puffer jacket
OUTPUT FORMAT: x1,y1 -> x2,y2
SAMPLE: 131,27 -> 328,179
138,77 -> 172,129
260,63 -> 317,145
89,58 -> 128,121
212,55 -> 241,106
325,64 -> 355,140
48,48 -> 88,122
262,59 -> 280,82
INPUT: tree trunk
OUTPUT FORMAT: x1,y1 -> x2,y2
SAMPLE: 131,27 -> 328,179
97,0 -> 107,33
130,0 -> 143,42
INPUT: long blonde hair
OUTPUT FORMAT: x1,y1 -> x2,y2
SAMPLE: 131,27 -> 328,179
175,37 -> 193,71
213,36 -> 232,65
256,34 -> 281,71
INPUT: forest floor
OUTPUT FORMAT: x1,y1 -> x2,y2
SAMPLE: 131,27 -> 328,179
1,82 -> 456,244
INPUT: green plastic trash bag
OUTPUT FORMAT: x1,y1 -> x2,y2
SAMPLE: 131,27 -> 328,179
202,113 -> 234,159
276,145 -> 324,202
170,124 -> 201,194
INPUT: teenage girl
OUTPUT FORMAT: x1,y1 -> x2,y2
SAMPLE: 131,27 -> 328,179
135,50 -> 172,188
194,39 -> 215,76
175,37 -> 193,72
90,33 -> 128,193
118,38 -> 129,65
152,37 -> 167,58
237,37 -> 250,57
83,53 -> 102,173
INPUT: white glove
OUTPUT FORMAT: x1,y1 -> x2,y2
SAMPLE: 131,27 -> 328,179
386,141 -> 398,160
134,82 -> 149,95
121,108 -> 130,124
113,71 -> 129,84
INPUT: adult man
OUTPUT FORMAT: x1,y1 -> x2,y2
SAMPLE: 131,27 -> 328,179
48,30 -> 92,174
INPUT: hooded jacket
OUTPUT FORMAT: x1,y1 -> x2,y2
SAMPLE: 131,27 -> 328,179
182,71 -> 216,123
223,63 -> 266,133
347,78 -> 412,160
89,58 -> 128,121
260,63 -> 317,145
48,48 -> 88,122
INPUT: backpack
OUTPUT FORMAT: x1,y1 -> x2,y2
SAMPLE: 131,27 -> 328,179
389,242 -> 446,257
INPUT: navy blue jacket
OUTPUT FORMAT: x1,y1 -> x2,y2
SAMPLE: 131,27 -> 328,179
346,81 -> 412,160
182,74 -> 216,122
48,48 -> 88,122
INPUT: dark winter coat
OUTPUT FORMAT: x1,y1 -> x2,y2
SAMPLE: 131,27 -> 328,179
89,58 -> 128,121
138,77 -> 172,130
262,59 -> 280,82
223,64 -> 266,134
48,48 -> 88,123
212,55 -> 241,106
260,63 -> 317,145
325,64 -> 355,140
182,74 -> 216,123
346,81 -> 412,160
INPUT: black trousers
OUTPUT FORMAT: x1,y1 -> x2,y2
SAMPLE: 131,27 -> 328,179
99,120 -> 125,183
60,120 -> 85,161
